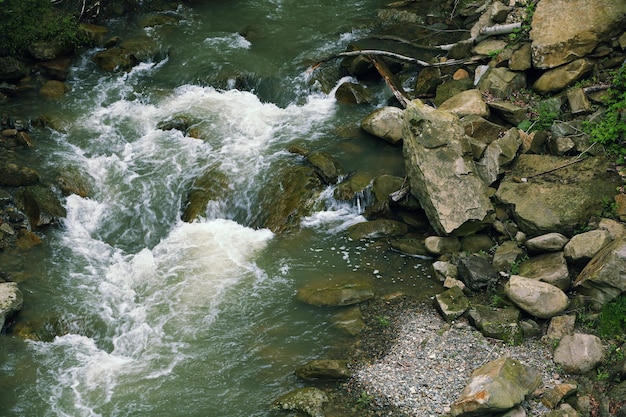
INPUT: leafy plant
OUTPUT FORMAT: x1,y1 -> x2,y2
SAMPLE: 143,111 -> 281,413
0,0 -> 91,55
583,65 -> 626,164
597,294 -> 626,340
356,390 -> 373,408
376,315 -> 390,327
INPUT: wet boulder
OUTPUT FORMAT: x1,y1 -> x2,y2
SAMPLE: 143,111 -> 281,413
306,151 -> 342,185
16,185 -> 67,229
334,82 -> 371,104
530,0 -> 626,69
93,36 -> 160,72
272,387 -> 329,417
295,359 -> 351,380
332,306 -> 366,335
402,99 -> 493,236
181,166 -> 229,222
56,166 -> 93,197
450,357 -> 541,417
0,57 -> 27,82
0,162 -> 40,186
0,282 -> 23,331
260,165 -> 322,234
360,106 -> 404,145
333,173 -> 371,201
346,219 -> 408,240
296,274 -> 374,307
39,80 -> 70,100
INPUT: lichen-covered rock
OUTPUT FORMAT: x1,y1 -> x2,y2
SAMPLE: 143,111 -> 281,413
402,99 -> 493,236
553,333 -> 604,374
450,357 -> 541,416
475,127 -> 521,186
435,286 -> 468,322
468,305 -> 523,345
504,275 -> 569,319
495,155 -> 620,237
533,58 -> 593,94
477,67 -> 527,99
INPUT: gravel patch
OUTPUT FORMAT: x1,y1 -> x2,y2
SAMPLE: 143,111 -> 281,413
352,303 -> 569,416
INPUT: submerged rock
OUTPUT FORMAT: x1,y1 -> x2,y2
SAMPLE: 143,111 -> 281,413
181,166 -> 229,222
295,359 -> 351,380
272,386 -> 329,417
296,274 -> 374,307
346,219 -> 408,240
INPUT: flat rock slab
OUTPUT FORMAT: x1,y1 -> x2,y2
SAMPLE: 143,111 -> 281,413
495,155 -> 620,237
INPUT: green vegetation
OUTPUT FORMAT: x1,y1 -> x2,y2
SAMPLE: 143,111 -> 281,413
0,0 -> 92,55
376,315 -> 390,327
583,64 -> 626,164
596,294 -> 626,340
508,1 -> 536,43
356,390 -> 373,408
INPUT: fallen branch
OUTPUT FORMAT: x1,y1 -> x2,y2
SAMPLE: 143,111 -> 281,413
307,49 -> 485,74
367,54 -> 411,108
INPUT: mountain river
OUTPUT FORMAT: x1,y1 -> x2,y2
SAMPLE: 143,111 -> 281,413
0,1 -> 444,415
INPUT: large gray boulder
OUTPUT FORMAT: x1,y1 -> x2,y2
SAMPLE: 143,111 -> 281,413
450,357 -> 541,416
495,155 -> 620,237
553,333 -> 605,374
504,275 -> 569,319
574,237 -> 626,307
530,0 -> 626,69
0,282 -> 23,330
402,99 -> 493,236
564,229 -> 613,267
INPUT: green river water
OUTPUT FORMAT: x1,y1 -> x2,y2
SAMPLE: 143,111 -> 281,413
0,1 -> 444,415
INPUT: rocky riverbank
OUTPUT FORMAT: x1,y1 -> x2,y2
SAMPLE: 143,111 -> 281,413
2,0 -> 626,416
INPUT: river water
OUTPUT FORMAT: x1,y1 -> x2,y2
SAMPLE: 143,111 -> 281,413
0,1 -> 443,416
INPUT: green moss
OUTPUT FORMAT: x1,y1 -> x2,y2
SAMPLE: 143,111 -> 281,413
0,0 -> 92,55
597,294 -> 626,340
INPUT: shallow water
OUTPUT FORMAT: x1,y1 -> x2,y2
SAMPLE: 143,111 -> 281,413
0,1 -> 442,416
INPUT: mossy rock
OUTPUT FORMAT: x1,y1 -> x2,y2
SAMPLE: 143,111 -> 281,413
296,274 -> 374,307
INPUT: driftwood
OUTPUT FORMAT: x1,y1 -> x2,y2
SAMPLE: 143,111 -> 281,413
367,55 -> 411,107
308,49 -> 485,73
